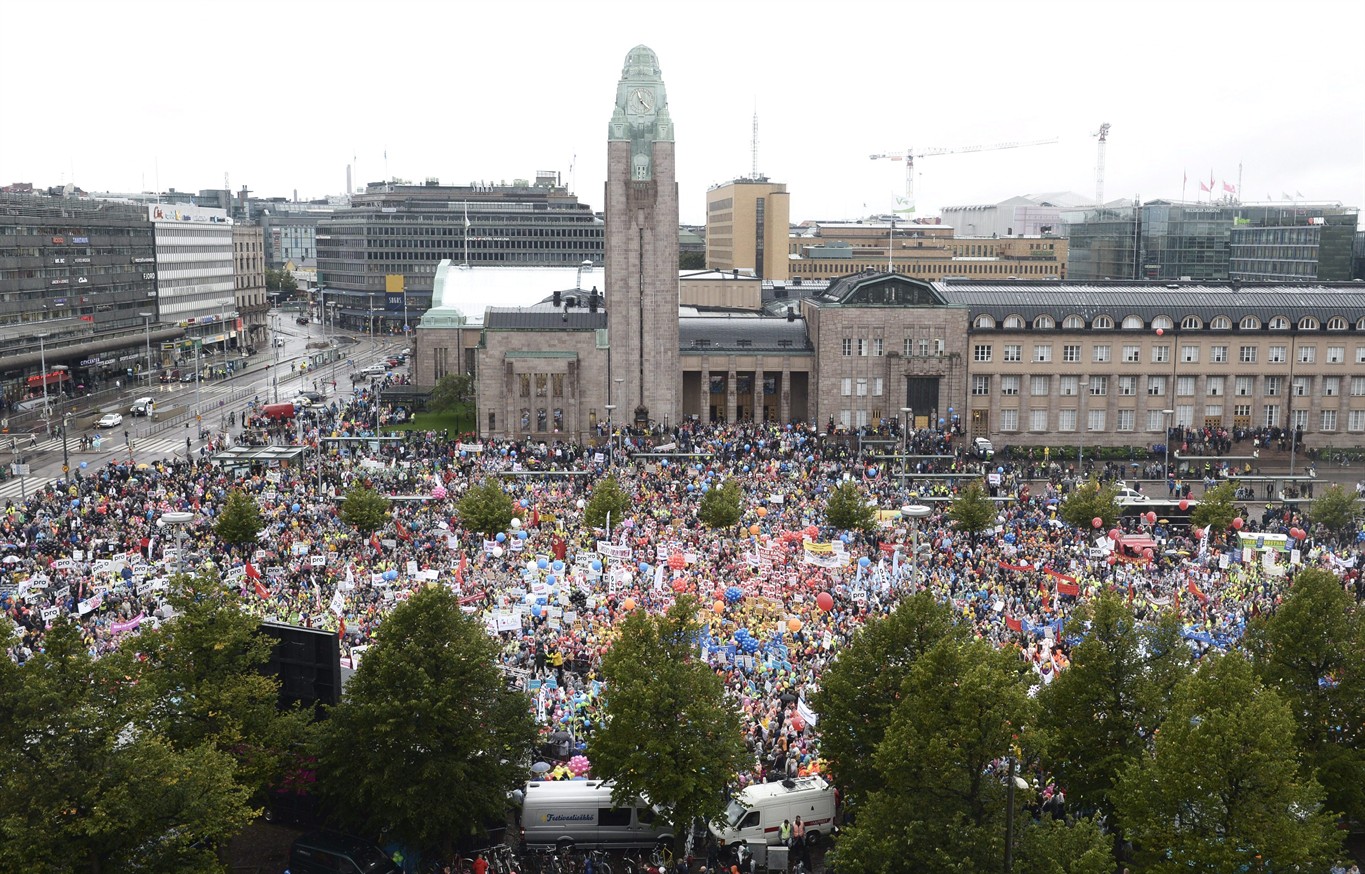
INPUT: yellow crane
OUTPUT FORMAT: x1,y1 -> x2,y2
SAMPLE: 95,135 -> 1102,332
870,137 -> 1059,215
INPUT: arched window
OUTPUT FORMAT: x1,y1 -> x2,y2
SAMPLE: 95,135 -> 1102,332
1239,315 -> 1261,330
1033,315 -> 1055,329
1209,315 -> 1233,330
973,314 -> 996,329
1062,314 -> 1085,329
1092,315 -> 1114,329
1181,315 -> 1203,330
1326,316 -> 1348,331
1121,315 -> 1144,329
1151,315 -> 1174,330
1268,315 -> 1290,330
1357,316 -> 1365,331
1003,314 -> 1025,329
1297,316 -> 1320,331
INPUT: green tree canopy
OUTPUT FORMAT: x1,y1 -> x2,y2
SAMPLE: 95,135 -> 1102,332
584,475 -> 632,531
825,481 -> 876,532
215,487 -> 264,546
1246,567 -> 1365,826
0,619 -> 255,871
696,477 -> 742,528
313,586 -> 535,858
1014,816 -> 1113,874
1115,652 -> 1341,872
1037,593 -> 1188,846
808,592 -> 962,808
1058,478 -> 1121,532
429,372 -> 474,414
947,480 -> 997,540
340,482 -> 391,534
588,595 -> 747,854
1189,480 -> 1237,534
458,478 -> 516,536
1307,483 -> 1361,538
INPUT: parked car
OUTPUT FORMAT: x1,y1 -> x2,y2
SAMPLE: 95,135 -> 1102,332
129,397 -> 155,416
290,396 -> 313,408
298,390 -> 325,404
180,372 -> 197,383
97,412 -> 123,428
296,316 -> 310,326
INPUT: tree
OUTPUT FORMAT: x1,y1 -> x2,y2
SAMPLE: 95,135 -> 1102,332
947,480 -> 996,540
1189,480 -> 1237,535
429,372 -> 474,414
588,596 -> 746,855
0,619 -> 255,871
457,478 -> 515,536
265,266 -> 298,293
832,636 -> 1036,874
134,572 -> 310,800
1115,652 -> 1341,872
696,477 -> 742,529
1015,817 -> 1113,874
809,593 -> 962,807
584,475 -> 632,531
1058,478 -> 1120,532
1246,567 -> 1365,827
340,482 -> 390,534
215,487 -> 264,545
1308,483 -> 1361,539
1037,593 -> 1188,851
313,586 -> 535,858
825,481 -> 876,532
679,251 -> 706,270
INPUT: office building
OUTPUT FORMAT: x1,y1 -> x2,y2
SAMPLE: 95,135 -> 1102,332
1228,210 -> 1358,281
233,224 -> 269,350
147,203 -> 237,354
705,178 -> 790,280
940,192 -> 1091,239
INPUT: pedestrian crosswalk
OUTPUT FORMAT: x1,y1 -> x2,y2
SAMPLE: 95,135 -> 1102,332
0,436 -> 196,502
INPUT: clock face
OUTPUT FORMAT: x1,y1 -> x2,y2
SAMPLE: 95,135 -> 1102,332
629,87 -> 654,114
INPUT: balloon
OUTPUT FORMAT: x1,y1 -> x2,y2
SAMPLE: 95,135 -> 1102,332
756,506 -> 767,518
639,562 -> 650,574
1108,528 -> 1122,541
1156,327 -> 1164,336
1145,511 -> 1157,524
1092,517 -> 1103,529
511,517 -> 522,529
817,591 -> 834,612
1142,547 -> 1154,560
79,461 -> 88,469
1231,517 -> 1244,530
787,617 -> 803,634
749,524 -> 761,536
622,597 -> 635,611
858,556 -> 871,568
546,574 -> 557,586
672,578 -> 688,593
1191,527 -> 1203,540
1106,554 -> 1118,565
495,532 -> 506,542
517,530 -> 528,540
537,557 -> 549,569
713,600 -> 725,613
590,560 -> 602,572
576,498 -> 586,509
552,559 -> 566,572
1178,499 -> 1189,511
431,485 -> 448,499
491,546 -> 504,558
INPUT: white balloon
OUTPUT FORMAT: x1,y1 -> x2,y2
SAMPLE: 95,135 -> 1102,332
491,546 -> 504,558
511,517 -> 522,529
576,498 -> 586,509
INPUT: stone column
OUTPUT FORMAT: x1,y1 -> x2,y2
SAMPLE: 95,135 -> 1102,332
700,359 -> 711,424
726,366 -> 738,424
780,362 -> 791,423
754,364 -> 766,423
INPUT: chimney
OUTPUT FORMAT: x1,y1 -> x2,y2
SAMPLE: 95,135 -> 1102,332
346,165 -> 352,196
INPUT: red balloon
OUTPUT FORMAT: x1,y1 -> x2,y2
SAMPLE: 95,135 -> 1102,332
1178,499 -> 1189,511
1142,547 -> 1154,560
1156,327 -> 1164,336
1106,554 -> 1118,565
1091,516 -> 1103,529
1145,511 -> 1157,524
1109,528 -> 1122,542
1231,517 -> 1244,530
816,591 -> 834,612
1191,527 -> 1203,539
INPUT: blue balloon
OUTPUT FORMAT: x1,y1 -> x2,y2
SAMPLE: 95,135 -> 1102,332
552,560 -> 565,572
639,562 -> 651,574
537,557 -> 549,569
78,461 -> 88,469
292,503 -> 301,513
938,418 -> 945,425
71,499 -> 81,508
517,530 -> 528,540
948,407 -> 954,414
997,467 -> 1005,474
546,574 -> 557,586
590,560 -> 602,572
858,556 -> 871,568
532,605 -> 543,617
496,532 -> 507,543
867,466 -> 877,477
384,569 -> 399,580
660,459 -> 668,467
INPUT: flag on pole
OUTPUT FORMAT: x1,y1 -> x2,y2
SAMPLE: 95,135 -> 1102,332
1199,181 -> 1211,193
253,578 -> 270,600
1222,182 -> 1236,193
244,562 -> 261,580
1209,169 -> 1215,189
1295,190 -> 1304,198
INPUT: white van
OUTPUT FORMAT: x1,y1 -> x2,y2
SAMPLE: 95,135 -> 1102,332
973,437 -> 995,460
711,776 -> 836,848
520,780 -> 672,850
129,397 -> 155,416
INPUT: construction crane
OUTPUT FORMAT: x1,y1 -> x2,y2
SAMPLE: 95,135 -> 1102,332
870,137 -> 1059,215
1093,122 -> 1111,205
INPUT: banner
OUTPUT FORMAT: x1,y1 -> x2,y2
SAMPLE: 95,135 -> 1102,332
110,614 -> 144,635
596,541 -> 631,561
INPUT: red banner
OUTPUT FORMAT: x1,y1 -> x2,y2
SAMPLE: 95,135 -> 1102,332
998,561 -> 1033,572
1056,581 -> 1081,596
1187,578 -> 1209,604
1005,615 -> 1022,632
1045,568 -> 1077,585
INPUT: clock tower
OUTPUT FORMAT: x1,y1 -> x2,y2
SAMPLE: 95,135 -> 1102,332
606,45 -> 680,429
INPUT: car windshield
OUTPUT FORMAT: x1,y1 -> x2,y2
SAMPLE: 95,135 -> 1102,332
726,799 -> 749,827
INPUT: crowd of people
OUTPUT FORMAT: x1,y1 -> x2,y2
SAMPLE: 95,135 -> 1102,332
3,394 -> 1363,797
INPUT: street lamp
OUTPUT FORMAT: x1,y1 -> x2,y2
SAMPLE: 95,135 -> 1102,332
158,511 -> 197,577
368,294 -> 376,345
604,404 -> 616,462
36,333 -> 50,436
1161,408 -> 1175,480
900,503 -> 932,590
1078,379 -> 1090,471
139,311 -> 154,386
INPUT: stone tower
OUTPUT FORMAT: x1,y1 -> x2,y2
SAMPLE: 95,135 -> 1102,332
605,45 -> 680,429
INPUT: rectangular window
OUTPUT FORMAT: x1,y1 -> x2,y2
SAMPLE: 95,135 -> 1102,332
839,409 -> 851,428
1351,376 -> 1365,396
1058,409 -> 1077,432
1116,409 -> 1135,432
1323,376 -> 1340,397
1235,376 -> 1254,396
1031,375 -> 1049,396
1205,404 -> 1224,420
903,337 -> 913,356
1034,344 -> 1052,363
1176,376 -> 1196,397
1268,345 -> 1287,363
855,377 -> 867,396
1003,344 -> 1022,362
1299,345 -> 1315,363
1349,410 -> 1365,432
1087,409 -> 1106,432
1059,375 -> 1078,396
1030,409 -> 1048,431
1206,376 -> 1224,396
1088,376 -> 1108,396
1147,376 -> 1167,396
1063,344 -> 1081,362
873,377 -> 884,396
1239,345 -> 1257,364
1321,409 -> 1337,431
972,375 -> 991,396
841,338 -> 852,357
1211,345 -> 1228,363
841,378 -> 852,396
1093,344 -> 1111,363
1292,376 -> 1310,397
1181,344 -> 1199,363
858,339 -> 868,357
973,344 -> 993,362
1152,345 -> 1170,364
1122,344 -> 1140,363
1327,346 -> 1344,364
1357,346 -> 1365,364
1118,375 -> 1137,396
873,338 -> 883,357
1291,409 -> 1308,429
1263,404 -> 1280,428
1000,409 -> 1019,432
1001,376 -> 1020,396
1176,405 -> 1195,427
1146,410 -> 1165,432
1265,376 -> 1281,396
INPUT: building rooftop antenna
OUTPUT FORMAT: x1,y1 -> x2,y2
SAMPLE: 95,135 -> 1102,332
751,104 -> 759,180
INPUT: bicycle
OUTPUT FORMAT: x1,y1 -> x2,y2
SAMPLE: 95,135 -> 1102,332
649,844 -> 673,869
585,847 -> 612,874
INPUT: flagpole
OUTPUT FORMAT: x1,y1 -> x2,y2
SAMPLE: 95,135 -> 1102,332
1181,170 -> 1187,204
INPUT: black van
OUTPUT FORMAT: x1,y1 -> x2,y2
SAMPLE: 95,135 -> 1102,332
289,832 -> 399,874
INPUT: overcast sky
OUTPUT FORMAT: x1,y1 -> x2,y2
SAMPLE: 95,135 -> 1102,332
2,0 -> 1362,226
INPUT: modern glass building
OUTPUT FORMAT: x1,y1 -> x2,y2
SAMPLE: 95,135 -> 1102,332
1228,210 -> 1358,281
